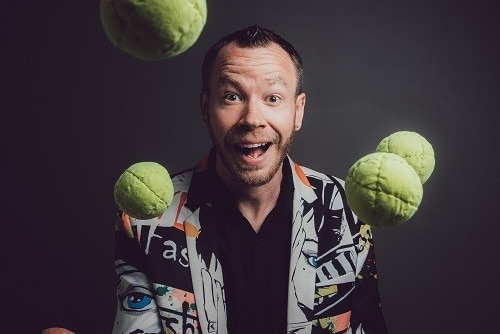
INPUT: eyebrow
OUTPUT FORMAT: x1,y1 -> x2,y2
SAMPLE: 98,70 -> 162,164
217,74 -> 240,88
216,74 -> 290,91
264,77 -> 289,89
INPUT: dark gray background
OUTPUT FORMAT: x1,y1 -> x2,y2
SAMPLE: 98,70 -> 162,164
3,0 -> 499,333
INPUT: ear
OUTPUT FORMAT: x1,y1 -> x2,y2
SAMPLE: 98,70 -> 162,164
200,89 -> 209,124
294,93 -> 306,131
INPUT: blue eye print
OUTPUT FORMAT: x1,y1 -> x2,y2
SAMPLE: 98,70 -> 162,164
302,250 -> 318,268
123,292 -> 153,311
307,256 -> 318,268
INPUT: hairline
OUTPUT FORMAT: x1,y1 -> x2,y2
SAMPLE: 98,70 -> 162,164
213,43 -> 296,92
201,26 -> 304,97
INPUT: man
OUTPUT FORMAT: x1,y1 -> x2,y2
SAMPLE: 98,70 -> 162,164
43,24 -> 388,334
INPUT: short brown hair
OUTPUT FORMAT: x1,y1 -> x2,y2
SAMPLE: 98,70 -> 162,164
201,24 -> 304,96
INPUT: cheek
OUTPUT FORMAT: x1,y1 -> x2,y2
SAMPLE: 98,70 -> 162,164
270,104 -> 298,130
213,113 -> 233,129
272,116 -> 297,137
207,113 -> 231,141
211,106 -> 242,129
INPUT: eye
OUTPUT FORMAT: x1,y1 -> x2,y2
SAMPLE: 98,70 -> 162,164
307,256 -> 318,267
224,93 -> 242,102
302,250 -> 318,268
266,94 -> 281,104
121,291 -> 154,312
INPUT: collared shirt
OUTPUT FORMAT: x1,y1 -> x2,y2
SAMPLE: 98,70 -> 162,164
207,154 -> 294,334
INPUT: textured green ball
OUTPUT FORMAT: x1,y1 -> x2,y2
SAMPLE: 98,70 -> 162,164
345,152 -> 423,228
114,162 -> 174,219
376,131 -> 435,184
100,0 -> 207,60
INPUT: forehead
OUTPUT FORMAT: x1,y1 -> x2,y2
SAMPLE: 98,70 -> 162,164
211,41 -> 297,87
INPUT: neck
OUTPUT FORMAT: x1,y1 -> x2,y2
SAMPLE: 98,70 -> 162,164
217,161 -> 284,233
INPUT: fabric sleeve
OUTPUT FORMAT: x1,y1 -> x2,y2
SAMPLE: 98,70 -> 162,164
349,223 -> 389,334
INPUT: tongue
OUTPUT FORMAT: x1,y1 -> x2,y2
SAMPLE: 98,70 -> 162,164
242,146 -> 265,158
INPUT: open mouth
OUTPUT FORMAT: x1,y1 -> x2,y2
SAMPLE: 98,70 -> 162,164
235,142 -> 271,158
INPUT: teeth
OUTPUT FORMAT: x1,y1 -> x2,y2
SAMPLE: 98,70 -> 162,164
240,143 -> 267,148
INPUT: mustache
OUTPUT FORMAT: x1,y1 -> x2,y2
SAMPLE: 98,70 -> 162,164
225,127 -> 280,145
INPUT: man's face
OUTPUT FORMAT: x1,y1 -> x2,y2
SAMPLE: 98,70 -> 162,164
201,42 -> 306,187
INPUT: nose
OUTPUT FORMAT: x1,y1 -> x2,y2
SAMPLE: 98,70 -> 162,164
240,98 -> 265,129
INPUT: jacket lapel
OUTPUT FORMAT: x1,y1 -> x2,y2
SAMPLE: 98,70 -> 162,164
287,158 -> 318,333
183,154 -> 228,334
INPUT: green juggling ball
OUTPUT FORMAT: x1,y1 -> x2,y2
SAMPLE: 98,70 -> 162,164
114,162 -> 174,219
376,131 -> 435,184
345,131 -> 435,228
345,152 -> 423,228
100,0 -> 207,60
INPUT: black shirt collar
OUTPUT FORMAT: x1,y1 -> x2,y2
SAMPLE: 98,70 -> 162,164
185,149 -> 294,215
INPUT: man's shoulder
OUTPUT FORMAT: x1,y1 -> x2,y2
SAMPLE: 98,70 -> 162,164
291,159 -> 346,188
170,153 -> 212,192
171,167 -> 196,191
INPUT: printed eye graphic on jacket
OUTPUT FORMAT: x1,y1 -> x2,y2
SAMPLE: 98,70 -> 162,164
121,287 -> 155,312
114,260 -> 163,334
301,239 -> 319,268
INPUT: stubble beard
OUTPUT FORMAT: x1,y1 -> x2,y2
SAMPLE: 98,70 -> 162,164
208,123 -> 296,187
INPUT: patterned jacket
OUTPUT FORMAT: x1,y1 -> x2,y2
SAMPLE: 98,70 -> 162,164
112,154 -> 388,334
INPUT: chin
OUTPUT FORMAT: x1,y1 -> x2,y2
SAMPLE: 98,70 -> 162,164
233,161 -> 282,187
